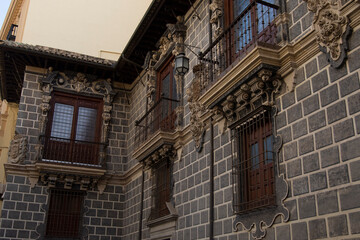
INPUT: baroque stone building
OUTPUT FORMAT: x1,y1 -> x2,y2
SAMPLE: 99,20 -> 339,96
1,0 -> 360,239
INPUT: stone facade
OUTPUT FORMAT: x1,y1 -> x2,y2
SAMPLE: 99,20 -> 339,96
1,0 -> 360,239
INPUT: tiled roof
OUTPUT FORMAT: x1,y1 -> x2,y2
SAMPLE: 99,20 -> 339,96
0,40 -> 116,67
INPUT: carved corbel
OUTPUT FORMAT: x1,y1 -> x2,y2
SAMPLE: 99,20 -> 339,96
222,95 -> 237,122
304,0 -> 352,68
8,133 -> 28,164
236,84 -> 251,107
64,176 -> 75,189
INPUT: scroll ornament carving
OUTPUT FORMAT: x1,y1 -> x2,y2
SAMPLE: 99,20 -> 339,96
210,0 -> 223,37
8,133 -> 28,164
143,144 -> 176,169
187,64 -> 206,152
146,67 -> 157,108
304,0 -> 352,68
45,70 -> 115,100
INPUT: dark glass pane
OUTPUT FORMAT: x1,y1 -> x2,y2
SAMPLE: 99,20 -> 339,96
75,107 -> 97,142
234,0 -> 252,52
264,135 -> 273,164
162,73 -> 170,98
51,103 -> 74,139
251,142 -> 259,169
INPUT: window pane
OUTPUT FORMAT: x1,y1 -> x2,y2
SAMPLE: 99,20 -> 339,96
251,142 -> 259,169
51,103 -> 74,139
234,0 -> 252,52
264,135 -> 273,164
75,107 -> 97,142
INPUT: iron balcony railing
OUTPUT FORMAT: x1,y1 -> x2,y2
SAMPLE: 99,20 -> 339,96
6,24 -> 18,41
135,97 -> 179,148
199,0 -> 278,90
40,135 -> 106,167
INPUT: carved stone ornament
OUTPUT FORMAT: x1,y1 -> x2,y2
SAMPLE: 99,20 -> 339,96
304,0 -> 352,68
221,69 -> 282,123
39,172 -> 103,191
187,64 -> 207,152
209,0 -> 223,37
8,133 -> 28,164
233,106 -> 289,239
143,144 -> 176,169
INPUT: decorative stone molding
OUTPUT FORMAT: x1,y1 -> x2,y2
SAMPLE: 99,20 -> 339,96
187,64 -> 207,152
220,69 -> 282,124
304,0 -> 352,68
143,144 -> 176,169
8,133 -> 28,164
39,172 -> 103,191
209,0 -> 223,38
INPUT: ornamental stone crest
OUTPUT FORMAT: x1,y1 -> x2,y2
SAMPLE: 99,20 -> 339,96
187,64 -> 206,152
8,133 -> 28,164
304,0 -> 352,68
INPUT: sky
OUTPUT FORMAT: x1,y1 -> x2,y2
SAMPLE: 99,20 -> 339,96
0,0 -> 11,30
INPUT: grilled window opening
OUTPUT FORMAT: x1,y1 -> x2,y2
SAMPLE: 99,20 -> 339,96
45,189 -> 85,239
233,107 -> 275,213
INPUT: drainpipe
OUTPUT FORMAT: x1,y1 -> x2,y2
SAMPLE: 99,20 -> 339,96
208,0 -> 214,239
138,167 -> 145,240
210,117 -> 214,240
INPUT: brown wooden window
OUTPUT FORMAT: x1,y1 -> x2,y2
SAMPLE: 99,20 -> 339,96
156,56 -> 178,131
45,189 -> 84,239
42,92 -> 103,166
233,107 -> 275,213
150,160 -> 171,220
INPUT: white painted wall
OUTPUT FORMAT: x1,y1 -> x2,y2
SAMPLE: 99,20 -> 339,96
21,0 -> 151,60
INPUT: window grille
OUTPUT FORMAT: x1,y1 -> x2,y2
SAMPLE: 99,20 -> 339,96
150,160 -> 171,220
232,106 -> 275,213
45,189 -> 84,238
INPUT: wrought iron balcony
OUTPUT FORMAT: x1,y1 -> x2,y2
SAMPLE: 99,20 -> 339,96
40,135 -> 106,167
199,0 -> 278,91
135,97 -> 179,148
6,24 -> 18,41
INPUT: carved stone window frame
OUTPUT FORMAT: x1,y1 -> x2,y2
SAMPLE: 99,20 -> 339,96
211,66 -> 289,239
37,69 -> 115,163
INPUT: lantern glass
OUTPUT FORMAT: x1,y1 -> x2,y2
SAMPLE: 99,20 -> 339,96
175,53 -> 189,76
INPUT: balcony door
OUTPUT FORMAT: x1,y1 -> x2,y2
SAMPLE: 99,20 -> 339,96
156,57 -> 177,131
224,0 -> 277,63
44,92 -> 103,165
